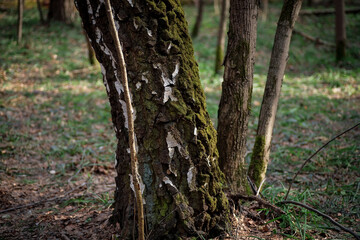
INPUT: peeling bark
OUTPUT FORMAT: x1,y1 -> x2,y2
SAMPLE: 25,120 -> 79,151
248,0 -> 303,188
217,0 -> 258,193
75,0 -> 229,239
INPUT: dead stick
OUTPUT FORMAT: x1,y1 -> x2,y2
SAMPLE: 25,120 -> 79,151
104,1 -> 145,240
0,183 -> 85,214
278,200 -> 360,240
284,122 -> 360,200
228,194 -> 286,215
300,7 -> 360,16
293,29 -> 335,47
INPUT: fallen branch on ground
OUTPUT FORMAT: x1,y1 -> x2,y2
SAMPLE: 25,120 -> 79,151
277,200 -> 360,240
284,122 -> 360,200
293,29 -> 335,47
300,8 -> 360,16
227,194 -> 286,216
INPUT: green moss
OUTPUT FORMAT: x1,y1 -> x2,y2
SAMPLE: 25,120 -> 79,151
248,135 -> 267,187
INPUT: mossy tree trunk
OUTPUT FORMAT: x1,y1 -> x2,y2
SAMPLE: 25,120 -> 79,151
335,0 -> 346,62
48,0 -> 76,24
75,0 -> 229,239
217,0 -> 258,193
248,0 -> 303,188
214,0 -> 229,75
191,0 -> 204,38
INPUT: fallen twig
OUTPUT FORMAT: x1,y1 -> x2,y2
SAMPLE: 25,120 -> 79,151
284,122 -> 360,200
293,29 -> 335,47
228,193 -> 286,216
277,200 -> 360,240
0,183 -> 86,214
300,7 -> 360,16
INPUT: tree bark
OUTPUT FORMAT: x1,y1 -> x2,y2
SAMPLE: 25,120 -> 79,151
214,0 -> 229,75
48,0 -> 76,24
335,0 -> 346,62
261,0 -> 269,21
75,0 -> 229,239
191,0 -> 204,38
248,0 -> 303,188
83,30 -> 96,65
217,0 -> 258,193
36,0 -> 45,24
17,0 -> 24,44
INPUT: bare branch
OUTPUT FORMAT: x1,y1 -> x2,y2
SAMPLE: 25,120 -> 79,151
284,122 -> 360,200
278,200 -> 360,240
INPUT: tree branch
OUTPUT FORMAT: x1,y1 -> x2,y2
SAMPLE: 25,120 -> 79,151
278,200 -> 360,240
284,122 -> 360,200
293,29 -> 335,47
103,1 -> 145,240
300,7 -> 360,16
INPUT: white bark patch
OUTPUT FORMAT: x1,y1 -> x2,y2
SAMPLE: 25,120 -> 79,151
115,81 -> 124,96
127,148 -> 130,154
167,43 -> 172,54
127,0 -> 134,7
187,166 -> 195,189
119,100 -> 129,129
129,174 -> 146,204
171,62 -> 180,80
141,74 -> 149,83
146,28 -> 152,37
114,153 -> 117,168
136,82 -> 141,89
206,156 -> 211,167
163,87 -> 178,103
194,127 -> 197,136
95,28 -> 101,43
86,0 -> 96,24
151,91 -> 157,95
133,19 -> 138,30
163,176 -> 177,190
95,0 -> 103,17
166,132 -> 181,159
100,64 -> 110,93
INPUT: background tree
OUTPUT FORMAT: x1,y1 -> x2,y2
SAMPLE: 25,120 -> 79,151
48,0 -> 76,24
260,0 -> 269,21
75,0 -> 229,239
191,0 -> 204,38
248,0 -> 303,188
17,0 -> 24,44
36,0 -> 45,24
214,0 -> 229,74
217,0 -> 258,193
335,0 -> 346,62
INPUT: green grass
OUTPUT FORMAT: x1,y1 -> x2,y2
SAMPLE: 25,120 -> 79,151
1,2 -> 359,239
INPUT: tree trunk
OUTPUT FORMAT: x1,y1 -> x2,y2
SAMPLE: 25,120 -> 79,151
75,1 -> 229,239
335,0 -> 346,62
248,0 -> 303,188
83,30 -> 95,65
261,0 -> 269,21
17,0 -> 24,44
36,0 -> 45,24
214,0 -> 229,75
217,0 -> 258,193
191,0 -> 204,38
48,0 -> 76,24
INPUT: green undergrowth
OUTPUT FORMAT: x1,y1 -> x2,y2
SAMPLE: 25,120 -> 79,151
0,2 -> 359,239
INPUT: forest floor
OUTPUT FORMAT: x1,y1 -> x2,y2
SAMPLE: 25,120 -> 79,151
1,2 -> 360,240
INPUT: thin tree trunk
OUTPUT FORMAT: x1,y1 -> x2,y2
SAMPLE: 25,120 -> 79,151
261,0 -> 269,21
248,0 -> 303,188
335,0 -> 346,62
83,30 -> 95,65
17,0 -> 24,44
36,0 -> 45,24
214,0 -> 229,75
48,0 -> 76,24
191,0 -> 204,38
75,0 -> 229,239
217,0 -> 258,193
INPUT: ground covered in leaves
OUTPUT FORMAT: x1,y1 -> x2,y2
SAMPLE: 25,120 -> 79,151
1,2 -> 360,240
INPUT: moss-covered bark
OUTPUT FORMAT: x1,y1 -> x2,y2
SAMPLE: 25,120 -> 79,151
248,0 -> 302,188
217,0 -> 258,194
75,0 -> 229,239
